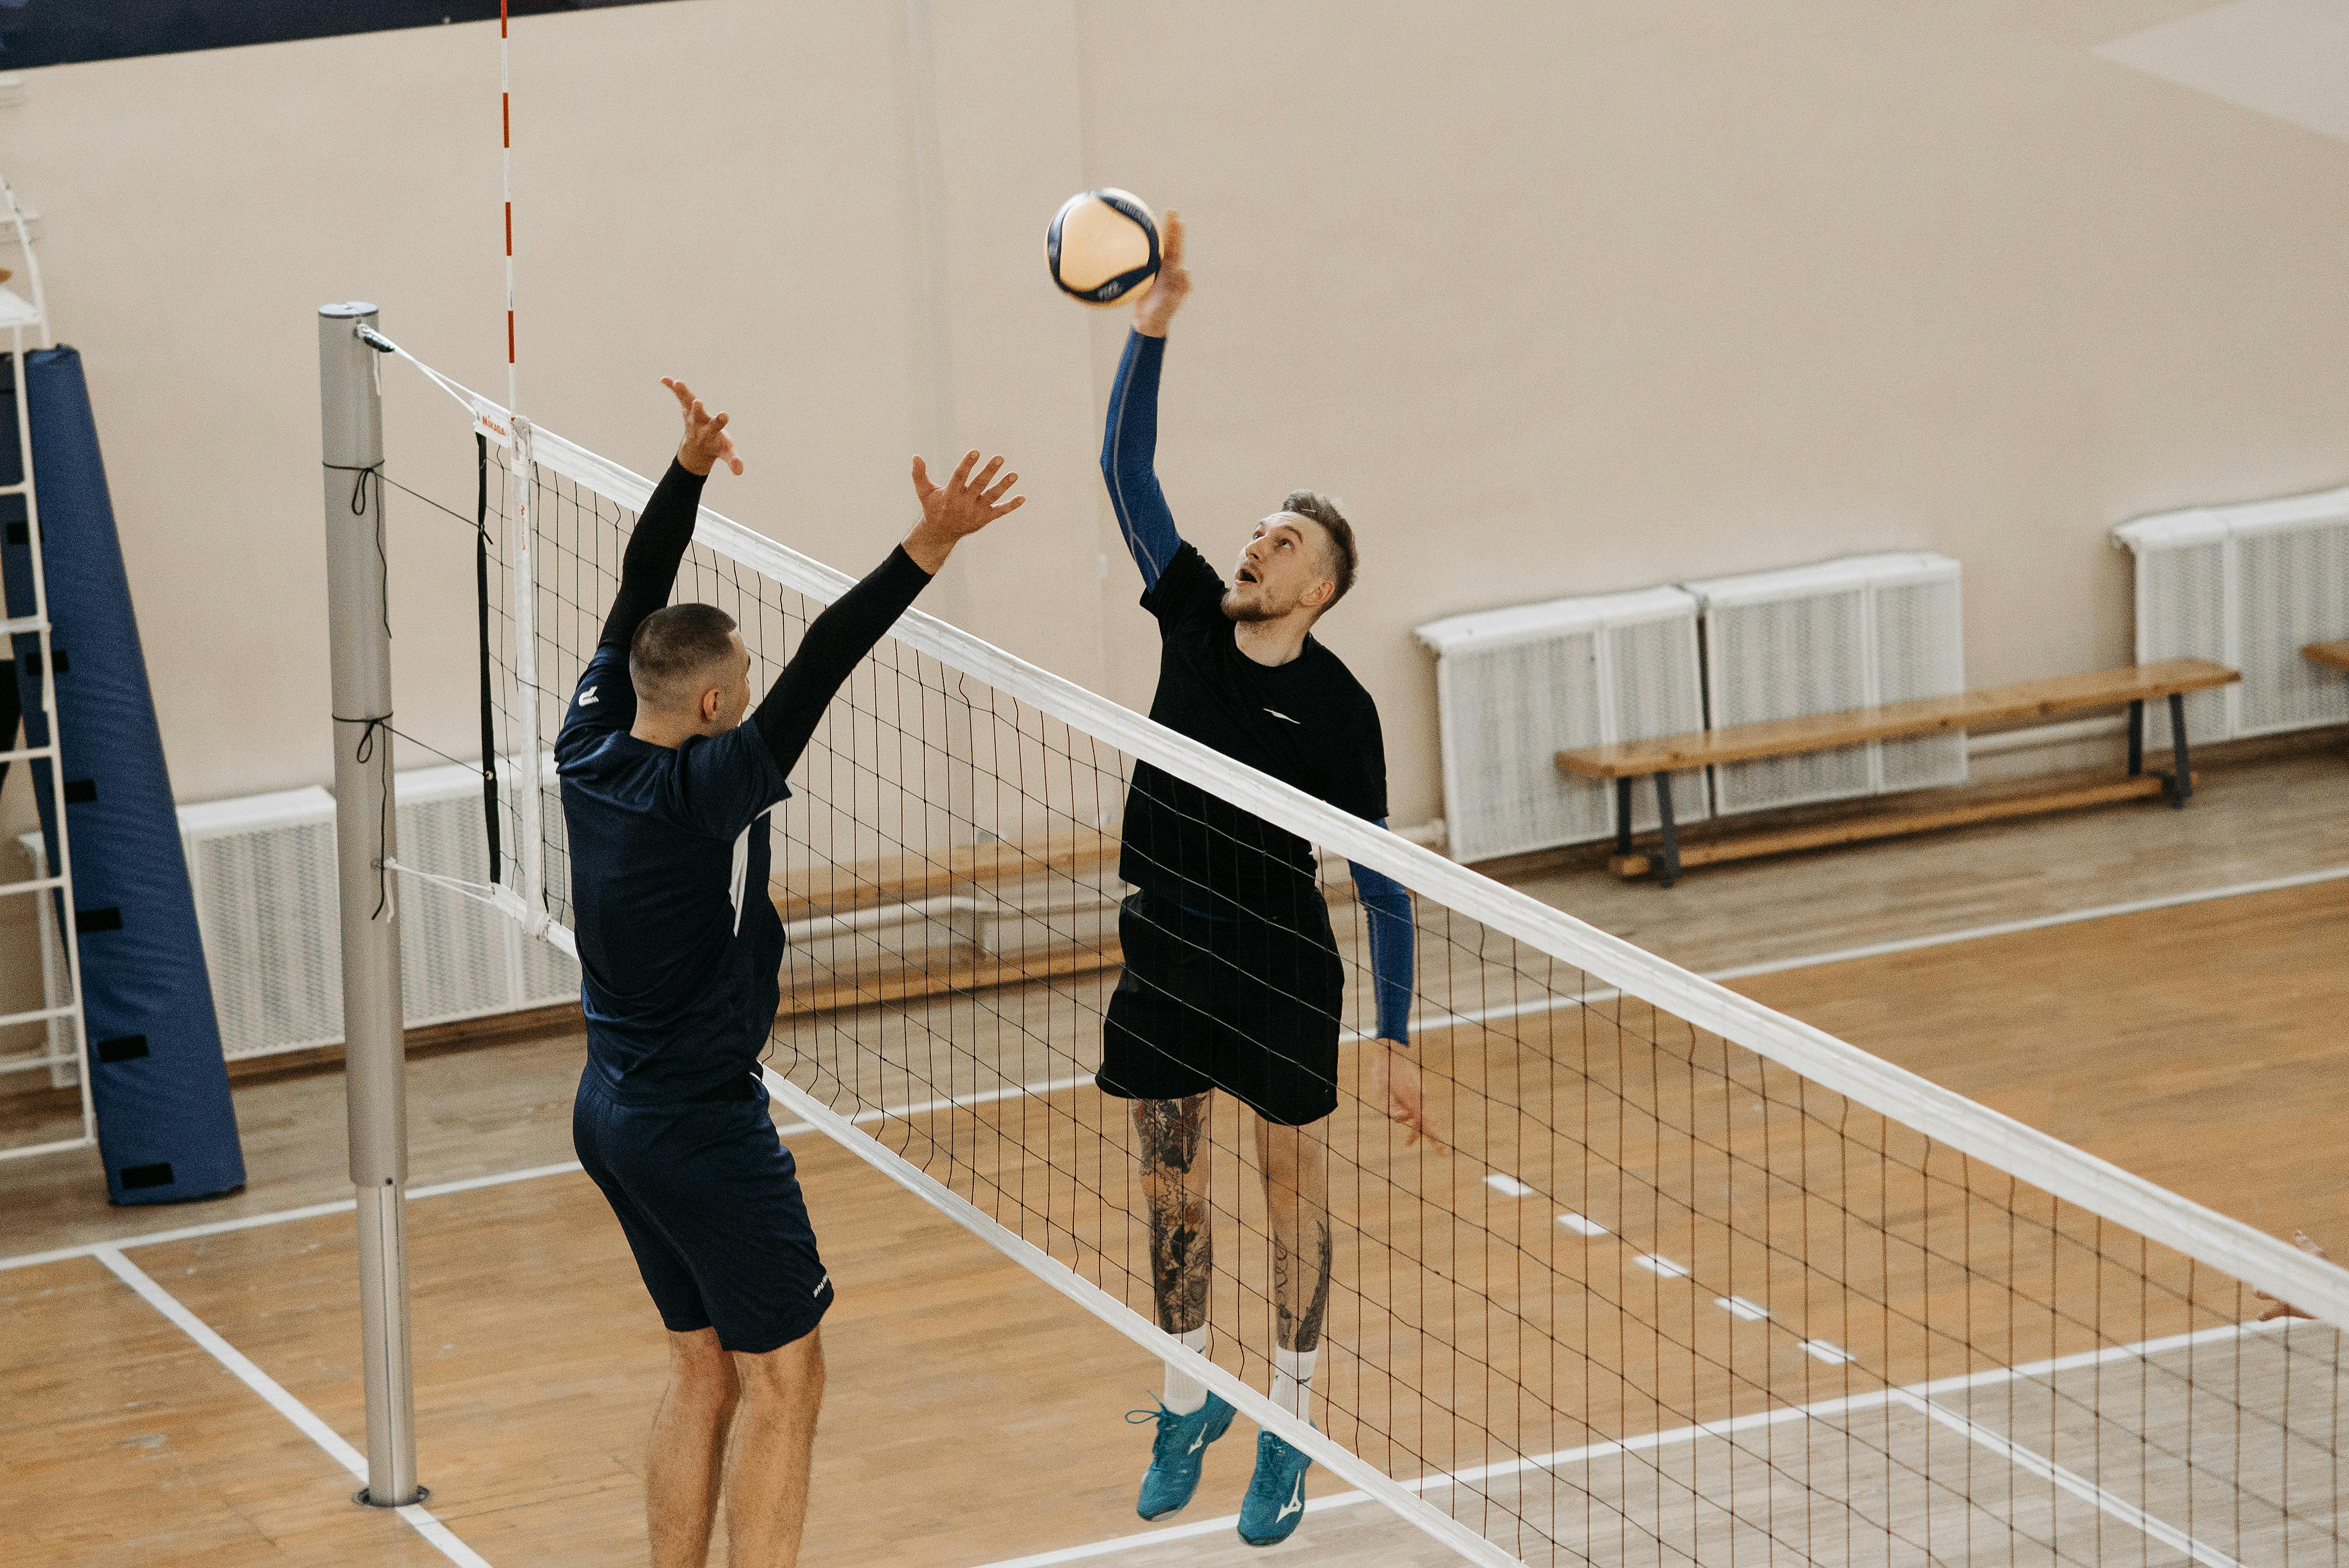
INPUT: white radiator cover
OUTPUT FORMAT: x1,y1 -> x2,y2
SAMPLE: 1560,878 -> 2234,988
1416,586 -> 1708,864
169,764 -> 579,1062
1685,553 -> 1968,817
2115,486 -> 2349,746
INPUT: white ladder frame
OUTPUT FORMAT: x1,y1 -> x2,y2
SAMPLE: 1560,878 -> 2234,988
0,172 -> 96,1161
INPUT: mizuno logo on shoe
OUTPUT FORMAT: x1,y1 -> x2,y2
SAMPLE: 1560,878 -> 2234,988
579,685 -> 599,706
1277,1479 -> 1304,1521
1188,1429 -> 1209,1454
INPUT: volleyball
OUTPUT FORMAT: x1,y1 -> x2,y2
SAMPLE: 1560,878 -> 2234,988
1045,188 -> 1159,306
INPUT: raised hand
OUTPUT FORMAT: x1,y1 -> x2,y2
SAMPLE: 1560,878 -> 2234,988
662,376 -> 743,478
1132,208 -> 1190,339
904,449 -> 1025,572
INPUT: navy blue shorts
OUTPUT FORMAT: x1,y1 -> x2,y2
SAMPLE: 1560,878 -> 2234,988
572,1068 -> 835,1354
1097,893 -> 1345,1127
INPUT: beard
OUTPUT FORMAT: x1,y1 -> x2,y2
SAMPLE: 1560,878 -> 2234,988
1220,587 -> 1280,623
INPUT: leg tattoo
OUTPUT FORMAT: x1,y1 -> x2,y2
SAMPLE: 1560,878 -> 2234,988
1135,1095 -> 1213,1335
1261,1121 -> 1334,1354
1272,1217 -> 1333,1354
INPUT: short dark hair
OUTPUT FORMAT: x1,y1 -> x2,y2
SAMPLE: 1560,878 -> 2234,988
629,603 -> 739,710
1281,490 -> 1357,611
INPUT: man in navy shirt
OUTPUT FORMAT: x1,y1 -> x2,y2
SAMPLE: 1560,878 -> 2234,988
1094,214 -> 1433,1547
563,378 -> 1023,1568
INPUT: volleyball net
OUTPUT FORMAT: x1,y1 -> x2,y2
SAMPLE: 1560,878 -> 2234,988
373,336 -> 2347,1568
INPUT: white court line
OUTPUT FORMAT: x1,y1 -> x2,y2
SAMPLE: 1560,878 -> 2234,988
955,1318 -> 2292,1568
92,1245 -> 493,1568
8,860 -> 2340,1279
0,1161 -> 589,1274
1890,1387 -> 2245,1568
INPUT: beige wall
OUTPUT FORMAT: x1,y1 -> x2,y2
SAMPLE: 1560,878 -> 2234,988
0,0 -> 2345,1031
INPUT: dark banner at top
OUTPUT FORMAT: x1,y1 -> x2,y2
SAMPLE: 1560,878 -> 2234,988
0,2 -> 684,70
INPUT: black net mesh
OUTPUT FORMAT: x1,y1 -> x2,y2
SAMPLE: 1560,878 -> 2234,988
461,439 -> 2345,1567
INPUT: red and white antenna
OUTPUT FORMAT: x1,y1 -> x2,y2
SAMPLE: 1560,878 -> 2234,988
500,0 -> 519,415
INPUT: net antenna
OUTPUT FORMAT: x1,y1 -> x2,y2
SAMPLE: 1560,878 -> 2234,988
352,328 -> 2349,1565
495,0 -> 551,934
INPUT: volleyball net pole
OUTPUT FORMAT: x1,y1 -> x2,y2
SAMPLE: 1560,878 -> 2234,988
317,300 -> 422,1509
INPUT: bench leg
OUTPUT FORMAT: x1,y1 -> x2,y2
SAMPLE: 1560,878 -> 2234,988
1653,773 -> 1681,888
2167,692 -> 2192,807
1614,777 -> 1634,858
2126,699 -> 2143,777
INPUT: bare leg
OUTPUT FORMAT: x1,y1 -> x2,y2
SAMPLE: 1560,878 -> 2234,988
647,1327 -> 739,1568
1255,1117 -> 1332,1354
1134,1095 -> 1214,1333
723,1327 -> 826,1568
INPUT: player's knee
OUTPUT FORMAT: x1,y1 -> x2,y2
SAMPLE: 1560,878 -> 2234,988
668,1327 -> 736,1392
735,1326 -> 825,1413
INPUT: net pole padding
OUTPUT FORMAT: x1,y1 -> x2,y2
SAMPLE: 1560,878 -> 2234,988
316,302 -> 420,1507
464,400 -> 2349,1333
756,1067 -> 1527,1568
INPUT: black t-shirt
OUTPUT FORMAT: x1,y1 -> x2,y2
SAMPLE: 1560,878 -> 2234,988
558,642 -> 794,1105
1120,542 -> 1388,922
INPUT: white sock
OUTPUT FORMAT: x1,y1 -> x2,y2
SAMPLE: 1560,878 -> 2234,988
1271,1347 -> 1318,1422
1162,1327 -> 1210,1415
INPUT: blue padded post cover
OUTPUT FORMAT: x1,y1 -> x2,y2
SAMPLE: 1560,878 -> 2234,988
3,347 -> 244,1204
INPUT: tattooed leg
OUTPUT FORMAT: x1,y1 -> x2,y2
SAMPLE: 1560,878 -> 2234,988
1134,1095 -> 1213,1335
1256,1117 -> 1333,1354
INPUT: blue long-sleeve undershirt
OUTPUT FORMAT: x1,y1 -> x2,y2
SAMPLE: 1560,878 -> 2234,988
1100,329 -> 1415,1045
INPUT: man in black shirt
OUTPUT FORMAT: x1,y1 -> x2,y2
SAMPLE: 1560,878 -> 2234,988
563,378 -> 1022,1568
1095,214 -> 1433,1547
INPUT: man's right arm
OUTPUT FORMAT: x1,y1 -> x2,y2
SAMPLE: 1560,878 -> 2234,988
1099,208 -> 1193,592
1100,331 -> 1181,590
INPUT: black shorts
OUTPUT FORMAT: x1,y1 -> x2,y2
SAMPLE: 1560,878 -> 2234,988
1097,891 -> 1345,1126
572,1067 -> 835,1354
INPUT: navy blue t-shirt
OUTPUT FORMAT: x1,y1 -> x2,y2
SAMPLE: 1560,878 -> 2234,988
558,643 -> 793,1104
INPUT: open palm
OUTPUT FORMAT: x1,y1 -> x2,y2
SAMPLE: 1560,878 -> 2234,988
911,449 -> 1024,540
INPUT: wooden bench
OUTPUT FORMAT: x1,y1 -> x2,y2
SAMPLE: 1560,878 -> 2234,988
2307,640 -> 2349,677
1556,659 -> 2241,886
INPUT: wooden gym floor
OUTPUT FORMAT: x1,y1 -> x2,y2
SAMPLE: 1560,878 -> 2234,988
3,745 -> 2345,1566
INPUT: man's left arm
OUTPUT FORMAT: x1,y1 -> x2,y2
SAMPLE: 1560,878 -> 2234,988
1340,695 -> 1439,1148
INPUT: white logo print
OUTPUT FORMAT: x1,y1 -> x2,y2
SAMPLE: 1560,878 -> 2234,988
1187,1428 -> 1209,1455
1262,707 -> 1300,725
578,685 -> 599,706
812,1273 -> 831,1298
1276,1477 -> 1304,1521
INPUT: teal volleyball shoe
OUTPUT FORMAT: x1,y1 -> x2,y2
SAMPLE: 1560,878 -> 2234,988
1126,1393 -> 1237,1520
1236,1427 -> 1314,1546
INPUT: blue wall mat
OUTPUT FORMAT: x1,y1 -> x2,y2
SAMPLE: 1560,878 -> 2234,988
3,348 -> 244,1204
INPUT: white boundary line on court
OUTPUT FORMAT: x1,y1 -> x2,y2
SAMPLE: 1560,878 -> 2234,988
92,1245 -> 493,1568
6,859 -> 2345,1282
956,1318 -> 2290,1568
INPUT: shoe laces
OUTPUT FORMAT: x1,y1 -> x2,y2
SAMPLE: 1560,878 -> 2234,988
1125,1395 -> 1188,1460
1247,1430 -> 1308,1499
